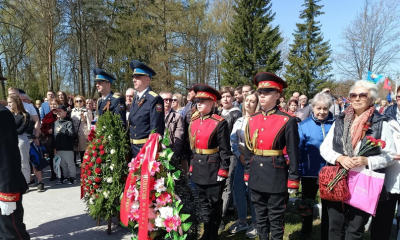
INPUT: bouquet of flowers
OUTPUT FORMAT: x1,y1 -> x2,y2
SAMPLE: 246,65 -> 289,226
120,132 -> 192,240
327,136 -> 386,191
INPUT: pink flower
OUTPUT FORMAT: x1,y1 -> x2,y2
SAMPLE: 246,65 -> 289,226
148,221 -> 157,232
149,161 -> 161,176
128,208 -> 140,221
163,215 -> 181,232
156,192 -> 172,206
148,208 -> 156,219
154,177 -> 166,193
128,157 -> 141,172
126,185 -> 139,201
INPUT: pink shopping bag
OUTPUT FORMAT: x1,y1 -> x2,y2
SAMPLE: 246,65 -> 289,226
344,166 -> 385,216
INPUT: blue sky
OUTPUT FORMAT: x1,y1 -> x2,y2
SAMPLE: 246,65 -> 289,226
271,0 -> 365,79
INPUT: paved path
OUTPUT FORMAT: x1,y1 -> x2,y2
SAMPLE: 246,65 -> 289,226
23,164 -> 133,240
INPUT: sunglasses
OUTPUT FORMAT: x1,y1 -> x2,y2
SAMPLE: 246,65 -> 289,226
163,98 -> 172,102
349,92 -> 369,100
172,99 -> 178,102
75,100 -> 83,103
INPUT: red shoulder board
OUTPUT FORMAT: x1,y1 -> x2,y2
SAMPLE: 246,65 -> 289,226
211,114 -> 224,122
278,106 -> 296,117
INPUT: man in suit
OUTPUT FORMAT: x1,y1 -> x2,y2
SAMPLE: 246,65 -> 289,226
0,103 -> 31,240
128,60 -> 165,157
94,68 -> 126,127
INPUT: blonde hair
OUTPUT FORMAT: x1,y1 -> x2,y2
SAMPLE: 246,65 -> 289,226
74,95 -> 86,107
7,94 -> 28,123
173,93 -> 184,110
243,91 -> 260,116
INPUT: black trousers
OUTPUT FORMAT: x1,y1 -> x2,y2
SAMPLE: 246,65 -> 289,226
371,193 -> 400,240
196,181 -> 225,240
301,177 -> 329,239
251,189 -> 286,240
0,198 -> 30,240
131,143 -> 144,158
327,201 -> 370,240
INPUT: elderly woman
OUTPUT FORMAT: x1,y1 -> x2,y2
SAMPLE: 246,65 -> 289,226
71,95 -> 92,165
298,92 -> 334,239
229,91 -> 259,238
320,80 -> 396,240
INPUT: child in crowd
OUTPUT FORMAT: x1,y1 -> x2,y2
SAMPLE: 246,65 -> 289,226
53,105 -> 77,185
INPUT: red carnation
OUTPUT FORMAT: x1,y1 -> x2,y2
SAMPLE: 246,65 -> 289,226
95,168 -> 102,174
93,152 -> 98,157
97,139 -> 101,143
96,158 -> 102,164
88,180 -> 93,185
99,145 -> 104,150
89,162 -> 94,167
87,170 -> 92,176
94,185 -> 99,189
90,190 -> 94,195
100,136 -> 105,139
95,177 -> 101,183
379,140 -> 386,149
95,194 -> 99,198
92,146 -> 96,150
100,150 -> 105,155
85,165 -> 89,170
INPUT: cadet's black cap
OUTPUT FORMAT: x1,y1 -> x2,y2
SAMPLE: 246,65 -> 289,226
56,105 -> 68,112
193,84 -> 222,102
253,72 -> 287,92
93,68 -> 116,83
185,83 -> 196,90
130,60 -> 156,78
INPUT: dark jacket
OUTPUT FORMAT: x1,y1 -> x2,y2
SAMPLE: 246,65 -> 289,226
165,109 -> 184,156
0,104 -> 28,202
14,113 -> 31,135
298,112 -> 335,177
53,117 -> 75,151
384,104 -> 398,121
219,107 -> 242,133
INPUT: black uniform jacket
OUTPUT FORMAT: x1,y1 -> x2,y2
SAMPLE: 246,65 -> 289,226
0,104 -> 28,202
244,107 -> 300,193
189,111 -> 232,185
128,87 -> 165,141
97,91 -> 126,127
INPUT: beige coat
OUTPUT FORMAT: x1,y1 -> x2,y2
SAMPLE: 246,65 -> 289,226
165,109 -> 184,156
71,107 -> 92,151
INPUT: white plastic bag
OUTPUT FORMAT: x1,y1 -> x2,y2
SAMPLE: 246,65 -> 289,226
53,154 -> 61,178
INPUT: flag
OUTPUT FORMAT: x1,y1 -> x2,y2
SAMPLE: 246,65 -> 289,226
367,71 -> 383,84
383,78 -> 392,91
387,91 -> 392,102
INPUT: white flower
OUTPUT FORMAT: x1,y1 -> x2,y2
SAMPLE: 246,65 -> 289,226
108,135 -> 112,140
158,206 -> 174,219
110,149 -> 115,154
103,126 -> 106,130
110,164 -> 115,170
106,177 -> 113,183
85,193 -> 89,198
154,177 -> 166,193
103,190 -> 109,199
89,198 -> 94,205
154,216 -> 163,228
131,201 -> 140,210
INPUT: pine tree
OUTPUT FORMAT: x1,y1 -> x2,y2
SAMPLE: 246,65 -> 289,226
284,0 -> 332,99
221,0 -> 283,87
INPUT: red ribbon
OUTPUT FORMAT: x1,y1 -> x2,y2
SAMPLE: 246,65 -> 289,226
120,173 -> 137,226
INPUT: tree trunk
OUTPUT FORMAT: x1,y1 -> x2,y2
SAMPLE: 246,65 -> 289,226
107,217 -> 112,235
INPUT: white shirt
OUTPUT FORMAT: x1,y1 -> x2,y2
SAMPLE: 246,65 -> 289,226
137,87 -> 149,100
320,121 -> 396,171
23,102 -> 37,116
102,92 -> 112,100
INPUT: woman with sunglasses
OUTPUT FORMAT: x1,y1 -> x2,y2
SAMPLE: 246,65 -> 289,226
172,93 -> 185,115
320,80 -> 396,240
71,95 -> 92,166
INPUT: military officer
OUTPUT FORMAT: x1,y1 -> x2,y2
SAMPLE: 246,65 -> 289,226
94,68 -> 126,127
244,72 -> 300,240
128,60 -> 165,157
189,84 -> 232,240
0,103 -> 30,240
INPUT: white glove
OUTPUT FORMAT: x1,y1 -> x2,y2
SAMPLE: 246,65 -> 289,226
0,201 -> 17,216
288,189 -> 297,195
217,176 -> 225,182
245,182 -> 248,186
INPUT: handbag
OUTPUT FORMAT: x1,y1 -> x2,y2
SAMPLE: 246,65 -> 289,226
319,163 -> 350,202
74,116 -> 82,144
29,142 -> 49,171
344,163 -> 385,216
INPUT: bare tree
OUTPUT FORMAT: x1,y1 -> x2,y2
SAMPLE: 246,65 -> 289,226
335,0 -> 400,80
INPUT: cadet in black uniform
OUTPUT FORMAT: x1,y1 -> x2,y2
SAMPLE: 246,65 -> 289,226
244,72 -> 300,240
0,103 -> 30,240
94,68 -> 126,127
128,60 -> 165,157
189,84 -> 232,240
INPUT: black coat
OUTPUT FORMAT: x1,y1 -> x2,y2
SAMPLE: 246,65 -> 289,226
97,91 -> 126,127
0,104 -> 27,202
14,113 -> 30,135
53,117 -> 75,151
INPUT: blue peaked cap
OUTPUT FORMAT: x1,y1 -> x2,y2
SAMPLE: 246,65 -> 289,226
93,68 -> 116,84
130,60 -> 156,78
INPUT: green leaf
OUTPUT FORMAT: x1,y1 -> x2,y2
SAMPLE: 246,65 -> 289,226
173,170 -> 181,180
173,231 -> 179,240
116,206 -> 120,211
155,192 -> 161,197
181,222 -> 192,232
180,213 -> 190,222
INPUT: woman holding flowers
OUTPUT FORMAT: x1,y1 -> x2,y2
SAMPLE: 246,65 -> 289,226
320,80 -> 396,240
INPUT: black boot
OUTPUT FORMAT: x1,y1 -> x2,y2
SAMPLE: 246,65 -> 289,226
258,234 -> 269,240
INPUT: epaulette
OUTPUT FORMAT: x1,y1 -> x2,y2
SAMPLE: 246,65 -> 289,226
191,110 -> 200,121
149,91 -> 158,97
211,114 -> 224,122
112,95 -> 120,99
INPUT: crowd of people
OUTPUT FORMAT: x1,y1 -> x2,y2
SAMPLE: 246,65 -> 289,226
1,60 -> 400,240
